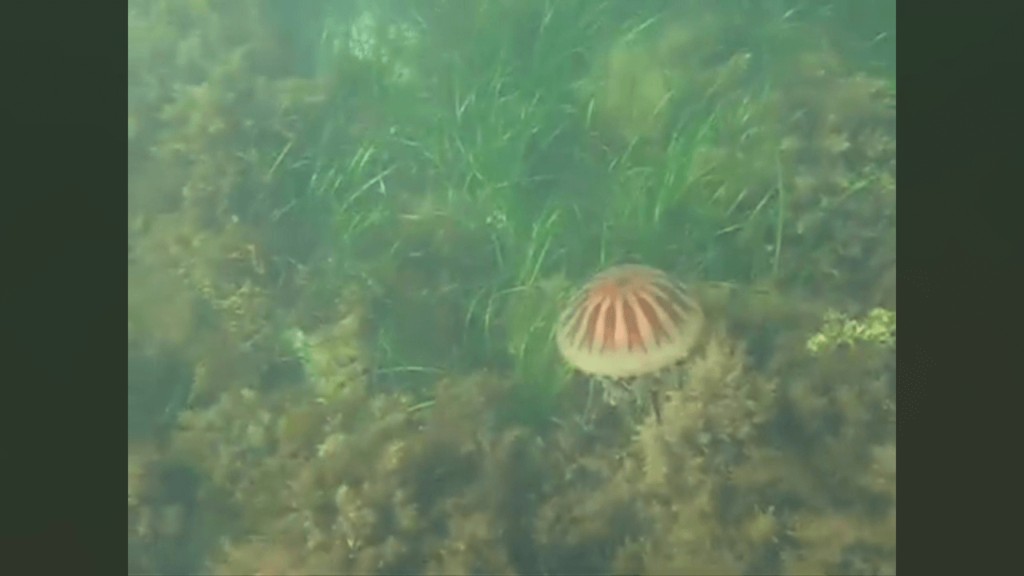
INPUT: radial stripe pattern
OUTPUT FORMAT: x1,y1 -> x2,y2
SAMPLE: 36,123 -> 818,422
555,265 -> 705,378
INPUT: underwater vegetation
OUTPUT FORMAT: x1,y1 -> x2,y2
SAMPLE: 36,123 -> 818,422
129,1 -> 895,574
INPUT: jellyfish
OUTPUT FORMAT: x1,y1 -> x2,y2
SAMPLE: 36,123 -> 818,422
555,264 -> 705,423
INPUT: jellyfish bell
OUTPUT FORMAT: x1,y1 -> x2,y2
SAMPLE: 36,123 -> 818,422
555,264 -> 706,423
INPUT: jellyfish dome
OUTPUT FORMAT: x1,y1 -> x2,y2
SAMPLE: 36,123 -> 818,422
555,264 -> 705,380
